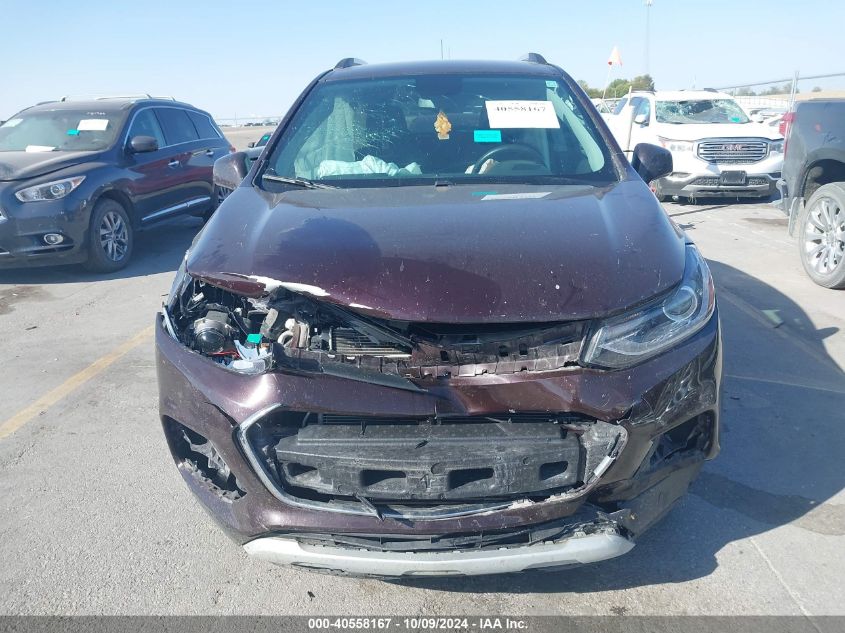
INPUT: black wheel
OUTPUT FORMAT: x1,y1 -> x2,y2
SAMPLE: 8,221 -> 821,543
83,198 -> 134,272
798,182 -> 845,289
203,185 -> 231,222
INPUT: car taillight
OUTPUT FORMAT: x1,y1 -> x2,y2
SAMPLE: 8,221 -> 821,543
780,111 -> 795,153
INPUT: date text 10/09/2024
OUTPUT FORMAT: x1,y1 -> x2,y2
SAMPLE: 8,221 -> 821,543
307,617 -> 529,630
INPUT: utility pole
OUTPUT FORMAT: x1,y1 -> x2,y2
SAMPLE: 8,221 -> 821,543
645,0 -> 653,77
440,39 -> 444,60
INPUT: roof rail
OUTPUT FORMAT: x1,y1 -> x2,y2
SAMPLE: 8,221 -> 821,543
334,58 -> 367,69
702,87 -> 719,93
58,94 -> 175,102
520,52 -> 548,65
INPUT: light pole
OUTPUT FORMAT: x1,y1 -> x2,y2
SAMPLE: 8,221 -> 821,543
645,0 -> 653,77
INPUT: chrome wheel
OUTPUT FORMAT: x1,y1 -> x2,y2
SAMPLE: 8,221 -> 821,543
99,210 -> 129,262
803,195 -> 845,275
217,186 -> 232,205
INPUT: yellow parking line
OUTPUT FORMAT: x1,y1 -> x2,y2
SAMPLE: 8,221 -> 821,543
0,325 -> 155,441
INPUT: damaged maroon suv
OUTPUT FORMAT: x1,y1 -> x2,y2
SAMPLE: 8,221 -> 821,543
156,55 -> 720,577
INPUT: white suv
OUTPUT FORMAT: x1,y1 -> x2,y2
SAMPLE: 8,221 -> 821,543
607,90 -> 784,200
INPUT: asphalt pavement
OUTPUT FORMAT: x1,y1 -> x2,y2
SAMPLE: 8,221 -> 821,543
0,194 -> 843,616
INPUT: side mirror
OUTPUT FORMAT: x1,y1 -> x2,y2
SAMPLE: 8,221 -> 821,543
213,151 -> 249,191
633,113 -> 648,126
128,135 -> 159,153
247,142 -> 255,148
631,143 -> 673,183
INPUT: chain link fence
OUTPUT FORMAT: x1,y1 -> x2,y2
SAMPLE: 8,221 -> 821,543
716,71 -> 845,119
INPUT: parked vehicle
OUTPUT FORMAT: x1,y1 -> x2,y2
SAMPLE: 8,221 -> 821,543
159,55 -> 721,577
0,96 -> 231,271
607,90 -> 783,201
248,132 -> 272,148
778,99 -> 845,288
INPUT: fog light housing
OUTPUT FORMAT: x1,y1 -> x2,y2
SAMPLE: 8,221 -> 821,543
43,233 -> 65,245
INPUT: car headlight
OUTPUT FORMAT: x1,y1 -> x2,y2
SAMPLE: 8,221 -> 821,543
15,176 -> 86,202
658,137 -> 694,153
166,256 -> 191,308
582,245 -> 715,369
769,140 -> 784,154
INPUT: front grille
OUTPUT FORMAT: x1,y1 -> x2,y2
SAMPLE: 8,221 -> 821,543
331,327 -> 410,358
319,411 -> 592,425
241,408 -> 624,512
697,139 -> 769,164
691,176 -> 770,187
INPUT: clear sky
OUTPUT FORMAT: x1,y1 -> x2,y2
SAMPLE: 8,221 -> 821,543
2,0 -> 843,121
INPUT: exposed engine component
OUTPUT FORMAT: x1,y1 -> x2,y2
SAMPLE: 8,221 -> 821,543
192,310 -> 234,354
165,277 -> 584,378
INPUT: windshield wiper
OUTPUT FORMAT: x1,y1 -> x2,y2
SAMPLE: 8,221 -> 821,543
262,173 -> 338,190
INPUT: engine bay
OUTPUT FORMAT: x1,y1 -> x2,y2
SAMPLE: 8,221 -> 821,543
164,276 -> 586,380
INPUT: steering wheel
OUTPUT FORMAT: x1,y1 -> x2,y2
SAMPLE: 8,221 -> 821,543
469,143 -> 547,174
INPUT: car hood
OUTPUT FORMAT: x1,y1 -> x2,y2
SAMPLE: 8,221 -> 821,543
186,180 -> 686,323
653,121 -> 782,142
0,150 -> 96,182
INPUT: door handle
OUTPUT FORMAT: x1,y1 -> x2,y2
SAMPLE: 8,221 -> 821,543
205,149 -> 215,157
168,160 -> 180,167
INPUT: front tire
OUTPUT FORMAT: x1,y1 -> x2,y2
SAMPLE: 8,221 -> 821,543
203,185 -> 231,222
798,182 -> 845,289
83,199 -> 134,273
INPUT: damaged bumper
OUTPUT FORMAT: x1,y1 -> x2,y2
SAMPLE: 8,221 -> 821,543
244,531 -> 634,577
156,296 -> 720,575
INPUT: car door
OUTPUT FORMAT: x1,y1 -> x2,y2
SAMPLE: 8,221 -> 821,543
628,97 -> 653,150
122,107 -> 183,222
185,110 -> 228,209
150,107 -> 210,222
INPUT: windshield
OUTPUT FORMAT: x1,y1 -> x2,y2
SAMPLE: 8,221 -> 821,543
0,109 -> 124,152
264,73 -> 617,188
655,99 -> 750,124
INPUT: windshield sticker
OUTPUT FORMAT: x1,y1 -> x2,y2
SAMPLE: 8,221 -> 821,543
77,119 -> 109,131
434,111 -> 452,140
473,129 -> 502,143
25,145 -> 56,152
67,129 -> 79,136
481,192 -> 551,201
485,100 -> 560,129
545,80 -> 558,88
2,118 -> 23,128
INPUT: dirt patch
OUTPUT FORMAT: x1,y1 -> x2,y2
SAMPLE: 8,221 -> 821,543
0,285 -> 52,315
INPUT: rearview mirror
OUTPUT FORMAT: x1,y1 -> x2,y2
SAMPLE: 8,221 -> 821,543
128,135 -> 158,153
631,143 -> 673,183
213,151 -> 249,191
633,113 -> 648,126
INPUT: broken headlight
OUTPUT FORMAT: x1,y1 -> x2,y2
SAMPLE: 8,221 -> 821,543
582,245 -> 715,369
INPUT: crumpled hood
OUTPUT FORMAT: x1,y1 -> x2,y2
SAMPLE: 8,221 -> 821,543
653,121 -> 782,142
0,150 -> 96,181
186,180 -> 686,323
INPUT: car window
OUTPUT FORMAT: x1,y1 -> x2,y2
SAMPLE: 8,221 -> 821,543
265,73 -> 617,188
612,97 -> 628,115
127,109 -> 166,148
655,99 -> 750,124
187,111 -> 220,140
155,108 -> 199,145
634,98 -> 651,121
0,109 -> 125,152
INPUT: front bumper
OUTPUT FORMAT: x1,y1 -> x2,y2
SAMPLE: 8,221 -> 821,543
656,171 -> 779,199
244,531 -> 634,577
156,308 -> 721,575
0,185 -> 90,268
